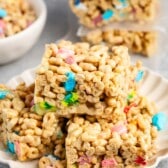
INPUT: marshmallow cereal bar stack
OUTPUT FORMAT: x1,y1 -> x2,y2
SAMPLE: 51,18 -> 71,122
33,41 -> 158,167
0,41 -> 165,168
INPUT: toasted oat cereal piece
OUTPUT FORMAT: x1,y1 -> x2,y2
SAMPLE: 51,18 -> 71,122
82,29 -> 157,57
34,40 -> 140,118
0,0 -> 36,38
69,0 -> 157,28
66,94 -> 158,167
38,155 -> 66,168
0,83 -> 66,161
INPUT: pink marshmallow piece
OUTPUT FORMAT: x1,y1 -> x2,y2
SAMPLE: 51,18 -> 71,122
65,56 -> 75,64
57,48 -> 75,59
0,20 -> 5,29
27,21 -> 33,27
102,158 -> 117,168
30,99 -> 34,107
0,20 -> 5,35
15,141 -> 21,157
111,124 -> 127,135
93,14 -> 102,25
78,155 -> 91,165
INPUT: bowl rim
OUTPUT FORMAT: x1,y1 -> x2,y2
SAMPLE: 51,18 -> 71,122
0,0 -> 47,44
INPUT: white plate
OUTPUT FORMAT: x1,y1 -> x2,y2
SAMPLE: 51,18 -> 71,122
0,68 -> 167,168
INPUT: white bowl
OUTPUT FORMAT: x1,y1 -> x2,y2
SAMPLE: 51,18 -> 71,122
0,0 -> 47,65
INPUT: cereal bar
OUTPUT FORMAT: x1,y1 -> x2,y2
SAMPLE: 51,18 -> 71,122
1,83 -> 66,161
0,0 -> 36,38
69,0 -> 157,28
81,29 -> 157,56
34,40 -> 141,118
66,94 -> 158,167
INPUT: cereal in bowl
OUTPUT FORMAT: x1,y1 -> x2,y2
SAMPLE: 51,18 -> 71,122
0,0 -> 36,38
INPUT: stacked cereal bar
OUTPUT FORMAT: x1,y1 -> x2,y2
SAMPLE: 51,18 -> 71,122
66,95 -> 158,167
34,40 -> 141,118
0,83 -> 66,162
0,41 -> 164,168
33,41 -> 159,167
69,0 -> 157,28
81,29 -> 157,56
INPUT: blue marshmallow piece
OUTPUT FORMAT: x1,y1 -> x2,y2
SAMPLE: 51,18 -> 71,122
135,70 -> 144,82
74,0 -> 80,6
64,72 -> 76,92
119,0 -> 126,2
152,112 -> 167,131
0,90 -> 9,99
119,0 -> 127,4
0,9 -> 7,18
7,141 -> 15,154
102,10 -> 114,20
119,0 -> 128,8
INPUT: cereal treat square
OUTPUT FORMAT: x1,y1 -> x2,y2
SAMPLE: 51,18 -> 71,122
34,40 -> 140,118
0,83 -> 66,161
82,29 -> 157,57
66,95 -> 158,168
69,0 -> 157,28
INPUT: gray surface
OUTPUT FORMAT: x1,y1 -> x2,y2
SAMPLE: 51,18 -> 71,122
0,0 -> 168,167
